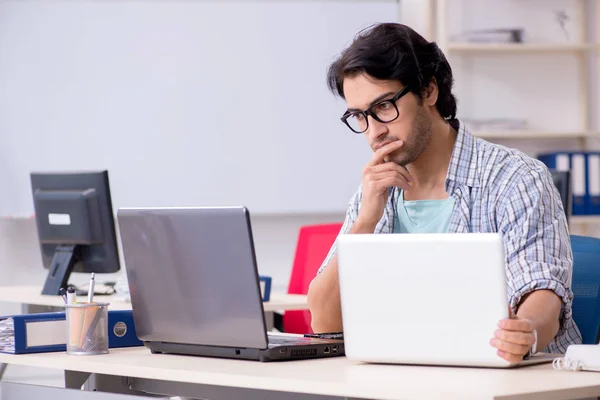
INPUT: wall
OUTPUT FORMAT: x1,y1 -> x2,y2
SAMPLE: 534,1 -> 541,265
0,0 -> 598,317
0,0 -> 395,216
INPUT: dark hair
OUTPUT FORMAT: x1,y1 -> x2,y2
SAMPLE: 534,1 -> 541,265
327,23 -> 457,120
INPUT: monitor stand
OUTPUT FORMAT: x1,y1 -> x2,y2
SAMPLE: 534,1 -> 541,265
41,245 -> 78,296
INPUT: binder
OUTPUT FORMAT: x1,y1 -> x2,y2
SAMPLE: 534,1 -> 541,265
538,152 -> 587,215
0,309 -> 143,354
587,153 -> 600,215
538,152 -> 570,172
571,153 -> 587,215
259,275 -> 272,302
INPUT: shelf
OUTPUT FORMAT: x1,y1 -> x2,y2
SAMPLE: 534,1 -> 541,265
447,43 -> 594,53
472,130 -> 600,139
570,216 -> 600,225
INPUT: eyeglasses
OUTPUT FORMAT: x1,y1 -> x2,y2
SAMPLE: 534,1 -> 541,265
341,86 -> 411,134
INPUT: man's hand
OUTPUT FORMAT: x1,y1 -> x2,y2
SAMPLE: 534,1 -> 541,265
491,307 -> 536,363
357,140 -> 413,227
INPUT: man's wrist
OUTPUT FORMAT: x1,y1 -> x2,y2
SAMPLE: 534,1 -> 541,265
351,217 -> 378,233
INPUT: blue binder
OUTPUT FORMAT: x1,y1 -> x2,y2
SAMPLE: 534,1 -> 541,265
538,152 -> 570,171
0,309 -> 143,354
538,152 -> 587,215
259,275 -> 272,302
571,152 -> 588,215
587,152 -> 600,215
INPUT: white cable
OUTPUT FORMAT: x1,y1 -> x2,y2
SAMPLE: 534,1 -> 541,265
553,357 -> 582,371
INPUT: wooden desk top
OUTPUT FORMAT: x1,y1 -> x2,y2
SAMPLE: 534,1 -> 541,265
1,347 -> 600,400
0,285 -> 308,312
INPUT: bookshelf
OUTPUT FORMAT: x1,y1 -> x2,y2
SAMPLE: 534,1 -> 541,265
472,130 -> 600,140
430,0 -> 600,234
433,0 -> 596,140
447,43 -> 594,53
571,215 -> 600,225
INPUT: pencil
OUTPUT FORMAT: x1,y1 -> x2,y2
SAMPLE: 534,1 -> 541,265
79,305 -> 99,348
69,307 -> 85,348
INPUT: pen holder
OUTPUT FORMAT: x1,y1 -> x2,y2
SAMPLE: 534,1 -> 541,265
65,302 -> 110,355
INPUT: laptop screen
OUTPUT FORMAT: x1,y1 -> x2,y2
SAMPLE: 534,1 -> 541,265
116,207 -> 269,350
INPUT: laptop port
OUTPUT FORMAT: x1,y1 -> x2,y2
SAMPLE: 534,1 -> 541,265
332,346 -> 338,354
279,348 -> 287,354
324,346 -> 330,354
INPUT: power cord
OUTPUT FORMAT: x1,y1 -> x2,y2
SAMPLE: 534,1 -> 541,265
552,357 -> 582,371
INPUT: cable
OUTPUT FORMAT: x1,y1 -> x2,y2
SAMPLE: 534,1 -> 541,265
553,357 -> 582,371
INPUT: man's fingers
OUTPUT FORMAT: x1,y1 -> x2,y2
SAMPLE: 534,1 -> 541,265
498,318 -> 534,332
490,338 -> 529,357
494,329 -> 535,346
367,140 -> 404,167
372,176 -> 411,191
371,170 -> 412,186
362,169 -> 411,193
496,350 -> 523,364
494,315 -> 535,363
370,162 -> 413,183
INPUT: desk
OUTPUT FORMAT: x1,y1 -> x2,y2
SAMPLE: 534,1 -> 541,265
0,285 -> 309,313
0,284 -> 309,381
1,347 -> 600,400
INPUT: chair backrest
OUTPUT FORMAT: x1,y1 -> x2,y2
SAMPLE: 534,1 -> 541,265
284,223 -> 343,334
570,235 -> 600,344
550,169 -> 572,221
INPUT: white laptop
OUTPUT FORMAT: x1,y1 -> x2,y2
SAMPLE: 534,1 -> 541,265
337,232 -> 555,368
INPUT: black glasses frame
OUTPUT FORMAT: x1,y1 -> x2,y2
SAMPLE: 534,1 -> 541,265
341,86 -> 411,134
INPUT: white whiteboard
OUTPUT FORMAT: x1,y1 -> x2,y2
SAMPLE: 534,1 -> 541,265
0,0 -> 397,215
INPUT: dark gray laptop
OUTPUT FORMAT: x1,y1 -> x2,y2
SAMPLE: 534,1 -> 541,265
116,206 -> 344,362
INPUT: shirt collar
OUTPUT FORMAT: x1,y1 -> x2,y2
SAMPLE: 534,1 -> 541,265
445,119 -> 480,189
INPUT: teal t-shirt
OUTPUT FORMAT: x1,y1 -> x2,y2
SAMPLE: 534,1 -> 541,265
393,190 -> 455,233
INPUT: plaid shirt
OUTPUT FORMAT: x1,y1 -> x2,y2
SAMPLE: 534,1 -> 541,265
319,120 -> 581,354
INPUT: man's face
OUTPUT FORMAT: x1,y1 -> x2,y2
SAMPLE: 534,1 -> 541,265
342,73 -> 432,166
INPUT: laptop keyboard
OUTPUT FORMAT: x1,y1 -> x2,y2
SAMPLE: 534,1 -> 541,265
267,333 -> 343,347
303,332 -> 344,340
268,335 -> 315,346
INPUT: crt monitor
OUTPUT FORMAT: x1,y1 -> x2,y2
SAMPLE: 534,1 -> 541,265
30,171 -> 120,295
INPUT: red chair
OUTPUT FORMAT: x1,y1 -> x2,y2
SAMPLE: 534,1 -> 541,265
283,223 -> 343,334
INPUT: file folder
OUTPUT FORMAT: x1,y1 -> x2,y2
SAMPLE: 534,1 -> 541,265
587,153 -> 600,215
259,275 -> 272,302
0,309 -> 142,354
538,152 -> 570,172
571,153 -> 587,215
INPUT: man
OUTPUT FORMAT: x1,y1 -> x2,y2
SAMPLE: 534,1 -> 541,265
307,22 -> 581,362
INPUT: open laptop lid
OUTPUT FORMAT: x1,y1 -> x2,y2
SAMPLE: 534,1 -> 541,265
116,206 -> 269,350
337,233 -> 513,367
